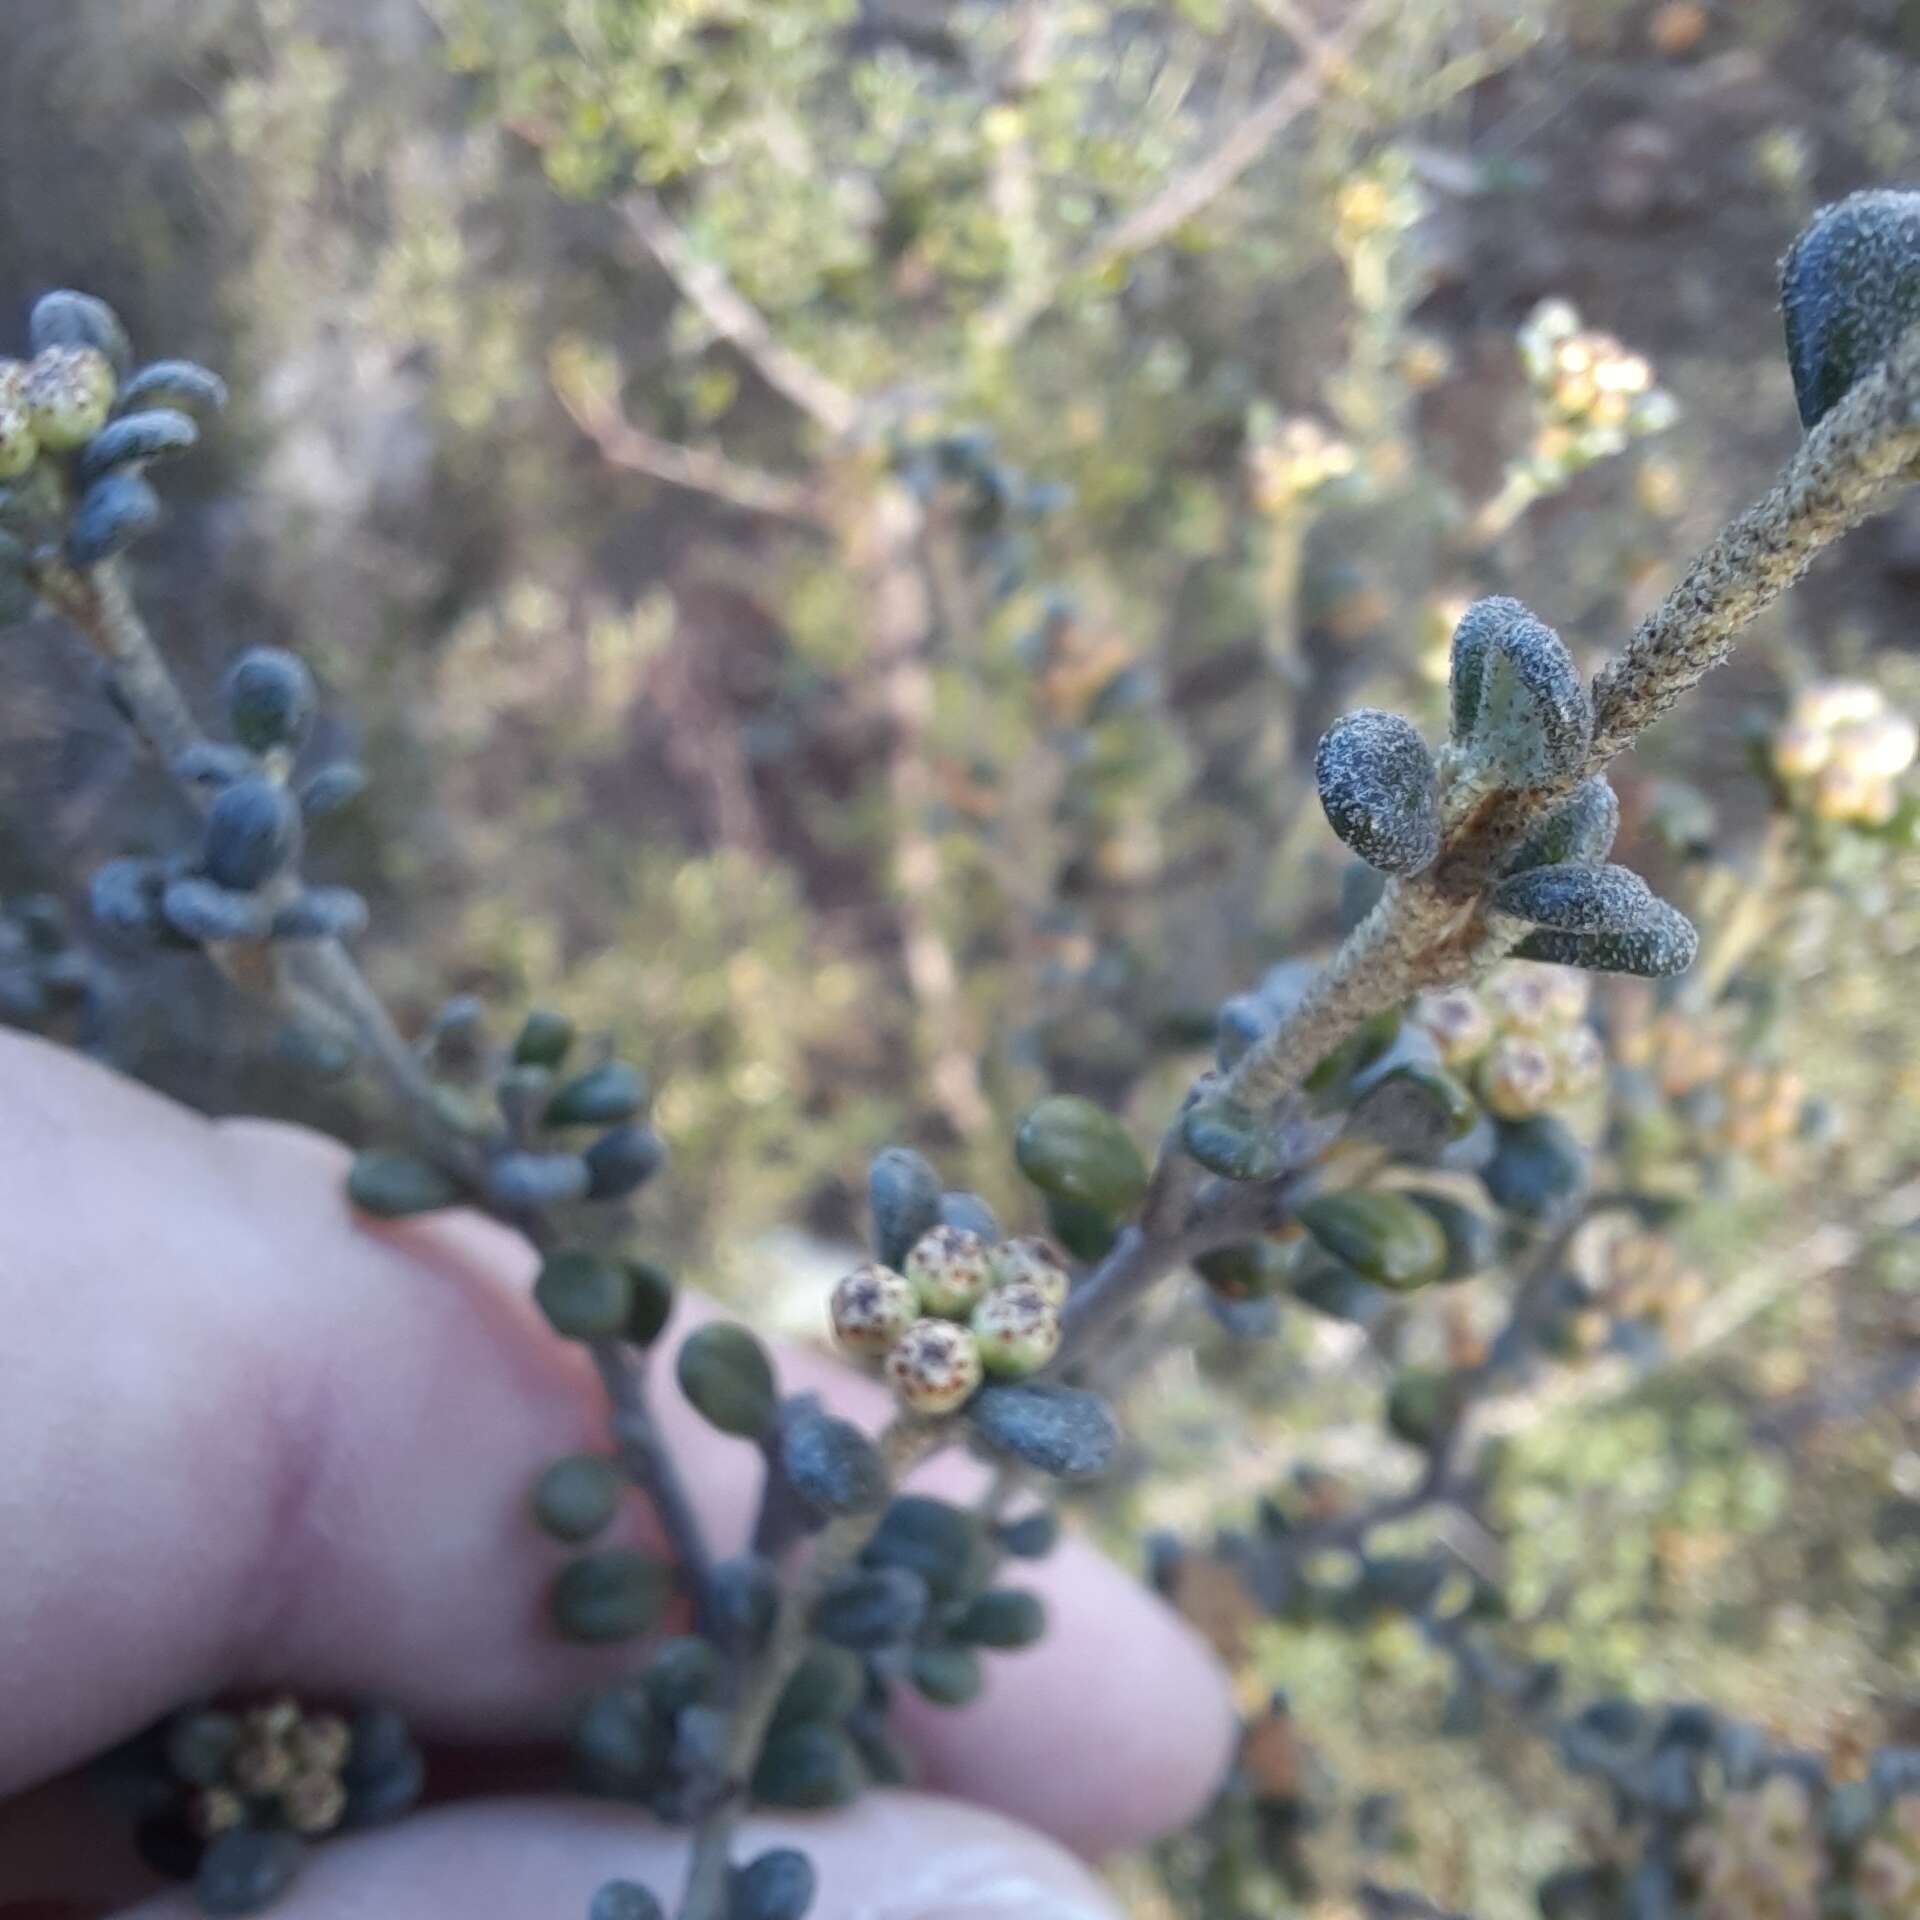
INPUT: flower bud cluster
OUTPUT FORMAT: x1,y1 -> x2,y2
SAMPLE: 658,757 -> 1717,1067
1516,298 -> 1679,485
1616,1001 -> 1819,1179
830,1230 -> 1067,1418
1770,679 -> 1917,828
0,291 -> 227,616
126,1697 -> 424,1906
1246,413 -> 1356,517
1596,1226 -> 1706,1341
1681,1773 -> 1828,1920
1412,963 -> 1603,1121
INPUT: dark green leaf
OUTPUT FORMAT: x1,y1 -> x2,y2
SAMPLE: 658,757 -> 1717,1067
1013,1096 -> 1148,1215
676,1324 -> 777,1439
535,1251 -> 633,1340
532,1454 -> 623,1543
549,1549 -> 672,1644
1296,1191 -> 1447,1291
348,1150 -> 461,1219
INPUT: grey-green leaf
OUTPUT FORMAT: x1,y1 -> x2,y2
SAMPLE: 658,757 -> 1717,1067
909,1645 -> 984,1707
813,1565 -> 930,1650
770,1642 -> 865,1733
752,1726 -> 866,1810
1492,861 -> 1658,933
549,1549 -> 672,1643
1181,1094 -> 1286,1181
534,1250 -> 633,1339
545,1060 -> 647,1128
532,1454 -> 623,1543
1506,777 -> 1620,872
1296,1190 -> 1447,1291
1448,594 -> 1526,740
75,408 -> 197,485
969,1383 -> 1118,1481
1482,1113 -> 1587,1222
67,472 -> 160,568
953,1587 -> 1047,1649
118,359 -> 230,416
488,1149 -> 592,1211
1783,190 -> 1920,428
780,1401 -> 888,1519
676,1323 -> 778,1439
31,290 -> 131,374
1347,1061 -> 1479,1157
224,648 -> 315,752
868,1145 -> 944,1268
514,1008 -> 576,1069
194,1830 -> 305,1916
590,1882 -> 665,1920
1457,598 -> 1590,787
732,1848 -> 818,1920
1511,899 -> 1698,977
1013,1096 -> 1148,1215
861,1495 -> 983,1602
1314,708 -> 1440,876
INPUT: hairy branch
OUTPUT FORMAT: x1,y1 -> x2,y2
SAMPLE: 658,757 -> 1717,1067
1215,320 -> 1920,1119
1590,320 -> 1920,761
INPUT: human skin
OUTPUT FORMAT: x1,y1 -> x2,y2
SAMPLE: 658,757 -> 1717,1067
0,1030 -> 1233,1918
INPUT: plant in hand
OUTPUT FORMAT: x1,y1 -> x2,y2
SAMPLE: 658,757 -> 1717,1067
11,185 -> 1920,1917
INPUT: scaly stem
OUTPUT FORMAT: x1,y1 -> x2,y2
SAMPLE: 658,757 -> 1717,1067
675,1422 -> 941,1920
45,561 -> 485,1177
594,1339 -> 717,1633
1056,1133 -> 1305,1358
1219,880 -> 1478,1112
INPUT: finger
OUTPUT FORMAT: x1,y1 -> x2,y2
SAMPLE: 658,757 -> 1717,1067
112,1793 -> 1119,1920
0,1032 -> 1229,1855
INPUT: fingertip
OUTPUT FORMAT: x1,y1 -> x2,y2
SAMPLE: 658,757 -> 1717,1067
109,1793 -> 1119,1920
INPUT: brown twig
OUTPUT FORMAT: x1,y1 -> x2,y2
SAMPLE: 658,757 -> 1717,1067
556,376 -> 828,526
855,484 -> 995,1140
621,194 -> 860,439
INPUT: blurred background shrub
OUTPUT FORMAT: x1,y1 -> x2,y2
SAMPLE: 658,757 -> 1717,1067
6,2 -> 1920,1912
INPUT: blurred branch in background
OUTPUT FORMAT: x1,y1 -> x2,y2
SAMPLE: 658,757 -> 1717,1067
552,348 -> 829,527
620,193 -> 860,439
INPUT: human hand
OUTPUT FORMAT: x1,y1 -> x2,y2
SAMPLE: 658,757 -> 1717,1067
0,1031 -> 1232,1919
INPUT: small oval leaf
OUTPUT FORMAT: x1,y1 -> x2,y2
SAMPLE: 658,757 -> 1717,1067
1296,1190 -> 1447,1291
1013,1096 -> 1148,1215
1314,708 -> 1440,876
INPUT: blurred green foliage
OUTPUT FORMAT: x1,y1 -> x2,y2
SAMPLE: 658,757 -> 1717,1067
7,1 -> 1920,1912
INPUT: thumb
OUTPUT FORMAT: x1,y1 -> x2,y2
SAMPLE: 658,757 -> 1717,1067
118,1792 -> 1120,1920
